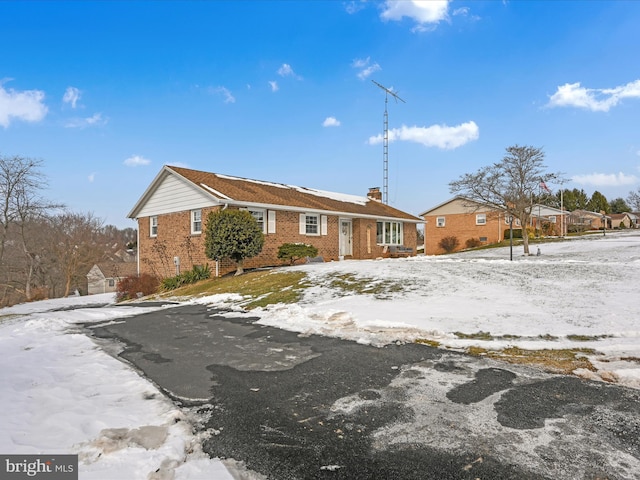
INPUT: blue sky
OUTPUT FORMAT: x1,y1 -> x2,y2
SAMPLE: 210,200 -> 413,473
1,1 -> 639,228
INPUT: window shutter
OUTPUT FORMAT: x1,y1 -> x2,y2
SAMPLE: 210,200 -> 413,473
321,215 -> 328,235
299,214 -> 306,235
268,210 -> 276,234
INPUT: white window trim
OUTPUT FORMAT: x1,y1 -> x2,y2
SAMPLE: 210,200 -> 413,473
376,220 -> 403,246
476,213 -> 487,225
191,209 -> 202,235
150,216 -> 158,237
300,213 -> 320,236
436,216 -> 445,227
248,208 -> 267,234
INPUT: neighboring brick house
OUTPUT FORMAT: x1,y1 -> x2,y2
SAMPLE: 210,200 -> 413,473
529,204 -> 570,237
609,212 -> 636,229
127,165 -> 421,277
420,197 -> 520,255
87,261 -> 138,295
567,210 -> 610,231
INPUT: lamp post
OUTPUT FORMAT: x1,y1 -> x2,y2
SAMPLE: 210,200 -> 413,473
508,215 -> 514,261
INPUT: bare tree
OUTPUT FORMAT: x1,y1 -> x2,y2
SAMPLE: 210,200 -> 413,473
0,155 -> 62,267
47,212 -> 107,297
627,187 -> 640,212
0,155 -> 63,303
449,145 -> 561,255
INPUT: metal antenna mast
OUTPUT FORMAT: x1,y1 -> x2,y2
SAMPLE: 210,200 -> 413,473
372,80 -> 405,204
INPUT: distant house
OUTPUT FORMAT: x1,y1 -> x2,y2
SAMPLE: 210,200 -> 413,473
567,210 -> 610,231
127,165 -> 421,277
609,213 -> 636,229
420,196 -> 520,255
529,204 -> 570,237
87,262 -> 138,295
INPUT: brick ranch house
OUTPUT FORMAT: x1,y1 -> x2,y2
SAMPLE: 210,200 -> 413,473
421,197 -> 517,255
421,197 -> 570,255
127,166 -> 421,277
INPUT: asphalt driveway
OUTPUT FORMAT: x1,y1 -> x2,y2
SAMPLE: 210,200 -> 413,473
88,303 -> 640,480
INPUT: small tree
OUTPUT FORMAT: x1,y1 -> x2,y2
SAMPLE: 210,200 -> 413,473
204,209 -> 264,275
449,145 -> 562,255
627,187 -> 640,212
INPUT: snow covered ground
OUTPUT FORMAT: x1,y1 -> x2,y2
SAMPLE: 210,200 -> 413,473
0,296 -> 236,479
0,230 -> 638,479
248,230 -> 640,389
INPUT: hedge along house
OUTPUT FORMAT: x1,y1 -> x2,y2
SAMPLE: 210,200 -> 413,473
127,166 -> 421,278
421,196 -> 522,255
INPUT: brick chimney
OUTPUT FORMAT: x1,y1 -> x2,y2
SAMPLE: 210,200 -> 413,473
367,187 -> 382,202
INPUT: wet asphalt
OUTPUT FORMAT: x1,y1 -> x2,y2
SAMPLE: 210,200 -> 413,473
87,303 -> 640,480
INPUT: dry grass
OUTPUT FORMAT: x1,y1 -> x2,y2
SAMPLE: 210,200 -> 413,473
464,345 -> 598,375
156,269 -> 310,309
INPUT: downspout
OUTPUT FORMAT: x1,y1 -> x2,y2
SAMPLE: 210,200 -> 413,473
136,222 -> 140,275
215,203 -> 229,277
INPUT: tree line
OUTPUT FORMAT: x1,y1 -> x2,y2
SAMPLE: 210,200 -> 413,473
0,154 -> 136,307
543,187 -> 640,214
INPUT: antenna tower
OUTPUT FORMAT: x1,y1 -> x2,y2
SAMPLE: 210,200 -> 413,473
372,80 -> 405,204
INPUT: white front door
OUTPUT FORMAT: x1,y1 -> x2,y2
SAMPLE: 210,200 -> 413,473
339,219 -> 353,257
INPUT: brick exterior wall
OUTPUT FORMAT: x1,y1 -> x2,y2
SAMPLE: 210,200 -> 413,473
425,211 -> 509,255
137,208 -> 419,278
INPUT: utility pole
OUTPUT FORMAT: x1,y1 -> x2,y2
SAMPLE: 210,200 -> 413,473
372,80 -> 405,205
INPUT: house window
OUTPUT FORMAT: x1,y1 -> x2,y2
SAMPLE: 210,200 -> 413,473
436,216 -> 445,227
305,214 -> 319,235
191,209 -> 202,234
476,214 -> 487,225
150,216 -> 158,237
249,209 -> 266,233
376,221 -> 403,245
108,279 -> 115,287
549,216 -> 557,223
505,216 -> 521,226
479,237 -> 488,242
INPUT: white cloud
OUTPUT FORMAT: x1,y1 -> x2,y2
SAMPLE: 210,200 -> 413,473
63,87 -> 81,108
212,86 -> 235,104
64,113 -> 107,129
0,83 -> 48,127
572,172 -> 638,187
344,1 -> 367,14
123,155 -> 151,167
269,81 -> 279,92
277,64 -> 302,80
88,173 -> 96,183
547,80 -> 640,112
368,121 -> 479,150
322,117 -> 341,127
380,0 -> 450,31
352,57 -> 381,80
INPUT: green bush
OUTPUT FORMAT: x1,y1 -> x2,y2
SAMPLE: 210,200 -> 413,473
504,228 -> 524,239
438,236 -> 459,253
161,264 -> 211,291
277,243 -> 319,265
116,274 -> 160,302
